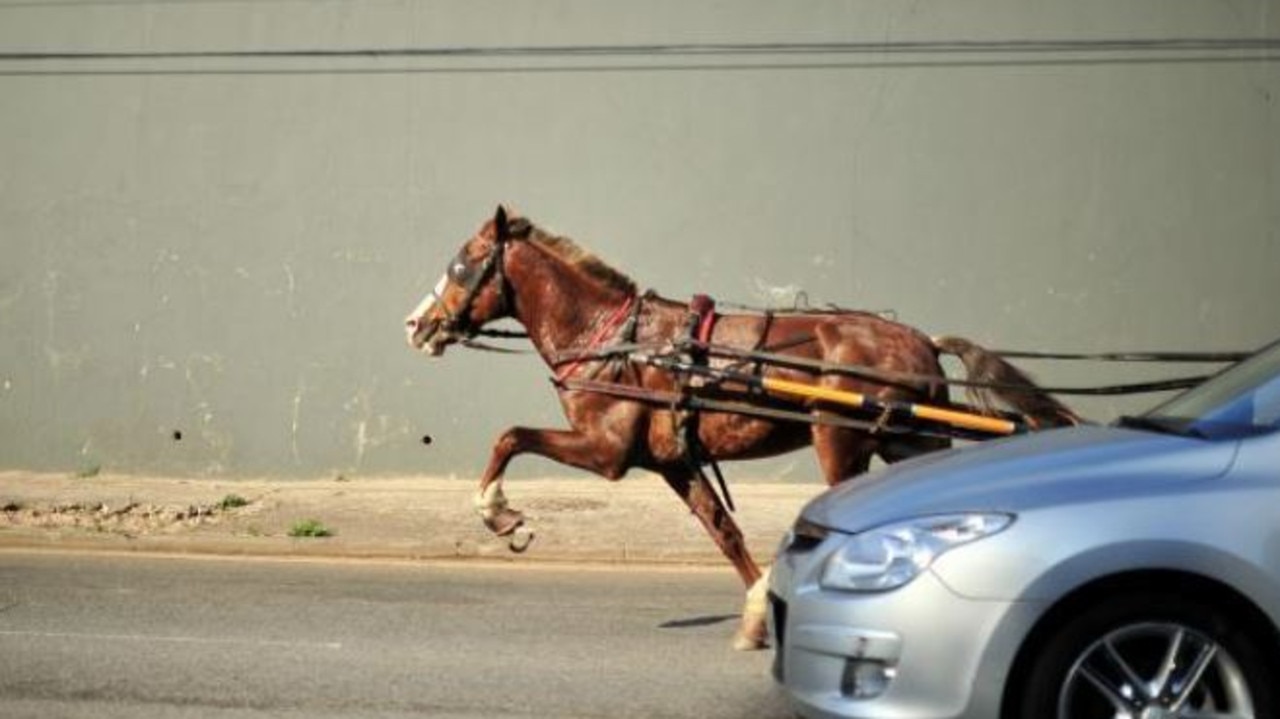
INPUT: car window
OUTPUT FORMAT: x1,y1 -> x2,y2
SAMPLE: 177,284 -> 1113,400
1192,376 -> 1280,435
1146,340 -> 1280,438
1254,376 -> 1280,428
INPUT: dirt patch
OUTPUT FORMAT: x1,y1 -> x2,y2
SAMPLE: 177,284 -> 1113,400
1,500 -> 256,537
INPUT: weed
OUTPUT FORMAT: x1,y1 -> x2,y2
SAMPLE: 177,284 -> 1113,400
288,519 -> 334,538
74,464 -> 101,479
218,494 -> 249,510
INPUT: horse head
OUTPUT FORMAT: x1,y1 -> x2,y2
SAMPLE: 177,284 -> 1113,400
405,205 -> 531,356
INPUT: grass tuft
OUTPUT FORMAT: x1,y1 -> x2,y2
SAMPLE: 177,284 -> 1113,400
218,494 -> 249,510
288,519 -> 334,538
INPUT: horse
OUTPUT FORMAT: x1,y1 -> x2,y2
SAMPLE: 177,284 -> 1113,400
404,206 -> 1077,650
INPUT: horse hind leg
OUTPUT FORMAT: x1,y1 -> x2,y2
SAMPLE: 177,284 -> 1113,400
811,422 -> 879,486
660,467 -> 769,651
740,566 -> 771,652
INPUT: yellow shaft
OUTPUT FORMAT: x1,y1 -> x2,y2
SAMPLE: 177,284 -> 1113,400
760,376 -> 1018,436
909,404 -> 1017,436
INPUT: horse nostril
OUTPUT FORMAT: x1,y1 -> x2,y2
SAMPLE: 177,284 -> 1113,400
406,318 -> 419,331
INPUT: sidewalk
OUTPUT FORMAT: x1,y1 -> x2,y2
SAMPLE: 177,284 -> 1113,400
0,471 -> 819,566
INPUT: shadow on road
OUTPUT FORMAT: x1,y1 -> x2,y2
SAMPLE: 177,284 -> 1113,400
658,614 -> 739,629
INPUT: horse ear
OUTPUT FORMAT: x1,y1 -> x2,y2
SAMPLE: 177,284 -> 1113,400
493,205 -> 509,240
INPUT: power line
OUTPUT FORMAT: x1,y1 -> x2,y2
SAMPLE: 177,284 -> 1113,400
3,54 -> 1280,78
0,38 -> 1275,76
2,37 -> 1280,62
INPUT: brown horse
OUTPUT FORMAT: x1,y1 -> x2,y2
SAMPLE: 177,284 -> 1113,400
404,207 -> 1076,649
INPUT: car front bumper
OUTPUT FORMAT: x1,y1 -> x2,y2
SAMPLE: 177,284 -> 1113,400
769,542 -> 1043,719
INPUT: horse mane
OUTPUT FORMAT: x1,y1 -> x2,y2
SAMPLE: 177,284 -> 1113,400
528,226 -> 638,295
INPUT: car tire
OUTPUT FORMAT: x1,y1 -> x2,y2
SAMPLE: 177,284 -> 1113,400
1014,591 -> 1275,719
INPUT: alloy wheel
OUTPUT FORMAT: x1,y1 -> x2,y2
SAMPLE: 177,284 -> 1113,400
1058,621 -> 1254,719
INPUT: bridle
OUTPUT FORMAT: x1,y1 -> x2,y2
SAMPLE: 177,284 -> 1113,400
430,217 -> 531,347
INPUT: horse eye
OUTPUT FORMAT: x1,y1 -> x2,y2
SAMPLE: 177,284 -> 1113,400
449,260 -> 469,281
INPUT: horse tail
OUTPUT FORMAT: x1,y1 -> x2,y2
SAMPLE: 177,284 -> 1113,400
931,335 -> 1081,429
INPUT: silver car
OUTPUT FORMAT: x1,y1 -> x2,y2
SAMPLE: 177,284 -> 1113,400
769,339 -> 1280,719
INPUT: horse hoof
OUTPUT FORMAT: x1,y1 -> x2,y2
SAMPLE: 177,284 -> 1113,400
508,526 -> 535,553
733,614 -> 770,651
483,508 -> 525,537
732,631 -> 769,652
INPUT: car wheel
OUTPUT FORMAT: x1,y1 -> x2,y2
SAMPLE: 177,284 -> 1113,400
1016,592 -> 1274,719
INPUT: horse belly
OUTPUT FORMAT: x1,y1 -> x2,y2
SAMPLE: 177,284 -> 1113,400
641,408 -> 808,466
696,412 -> 811,462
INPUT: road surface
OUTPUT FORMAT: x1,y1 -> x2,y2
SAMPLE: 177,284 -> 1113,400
0,550 -> 792,718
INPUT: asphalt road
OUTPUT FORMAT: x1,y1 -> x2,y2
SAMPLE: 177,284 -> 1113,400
0,550 -> 792,719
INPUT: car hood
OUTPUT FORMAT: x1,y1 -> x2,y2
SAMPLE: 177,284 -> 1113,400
803,424 -> 1240,534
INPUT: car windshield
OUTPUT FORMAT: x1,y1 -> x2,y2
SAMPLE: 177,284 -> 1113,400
1132,340 -> 1280,439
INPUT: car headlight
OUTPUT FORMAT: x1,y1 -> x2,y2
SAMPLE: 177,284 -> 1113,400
820,513 -> 1014,592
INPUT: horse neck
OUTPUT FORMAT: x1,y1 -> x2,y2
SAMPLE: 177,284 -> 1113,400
505,245 -> 635,363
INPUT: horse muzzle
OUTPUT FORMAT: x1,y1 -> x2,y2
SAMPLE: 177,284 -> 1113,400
405,317 -> 451,357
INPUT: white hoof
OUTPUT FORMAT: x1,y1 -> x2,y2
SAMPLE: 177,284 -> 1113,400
473,484 -> 508,520
733,618 -> 770,651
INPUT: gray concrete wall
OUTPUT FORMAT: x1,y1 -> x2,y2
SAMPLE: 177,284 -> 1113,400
1,1 -> 1277,479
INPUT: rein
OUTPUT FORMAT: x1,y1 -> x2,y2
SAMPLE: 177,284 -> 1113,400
474,328 -> 530,339
437,234 -> 1246,391
550,340 -> 1228,397
461,337 -> 530,354
461,327 -> 533,354
992,349 -> 1251,363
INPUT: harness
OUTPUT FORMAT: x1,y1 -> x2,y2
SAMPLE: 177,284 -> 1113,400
673,294 -> 738,513
547,289 -> 741,514
689,293 -> 719,346
553,294 -> 638,385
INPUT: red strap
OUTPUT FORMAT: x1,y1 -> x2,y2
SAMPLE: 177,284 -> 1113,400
554,295 -> 635,384
691,293 -> 717,344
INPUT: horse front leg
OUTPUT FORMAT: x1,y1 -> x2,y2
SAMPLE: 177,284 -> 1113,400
660,467 -> 769,651
475,425 -> 630,546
